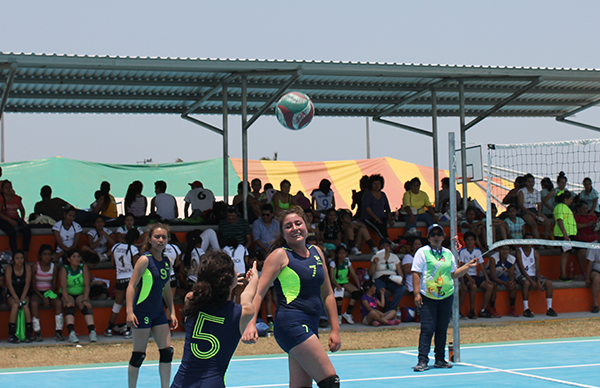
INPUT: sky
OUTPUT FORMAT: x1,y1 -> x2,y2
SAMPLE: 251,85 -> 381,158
2,0 -> 600,170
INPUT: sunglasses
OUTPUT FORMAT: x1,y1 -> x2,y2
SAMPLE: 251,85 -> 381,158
261,213 -> 272,217
383,260 -> 395,270
429,231 -> 444,238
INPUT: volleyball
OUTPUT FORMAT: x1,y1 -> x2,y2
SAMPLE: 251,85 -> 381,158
275,91 -> 314,130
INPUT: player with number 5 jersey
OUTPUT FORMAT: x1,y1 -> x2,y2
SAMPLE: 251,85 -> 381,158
126,223 -> 178,388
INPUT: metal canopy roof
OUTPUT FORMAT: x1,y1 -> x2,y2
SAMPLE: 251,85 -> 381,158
2,52 -> 600,126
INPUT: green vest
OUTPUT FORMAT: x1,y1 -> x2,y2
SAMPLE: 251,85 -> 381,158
65,263 -> 85,296
423,248 -> 454,300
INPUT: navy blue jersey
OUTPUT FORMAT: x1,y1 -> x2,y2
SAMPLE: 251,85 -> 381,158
274,244 -> 325,316
171,301 -> 242,388
134,251 -> 170,312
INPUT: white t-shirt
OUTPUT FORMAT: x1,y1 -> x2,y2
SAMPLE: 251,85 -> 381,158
154,193 -> 177,220
184,188 -> 215,212
516,247 -> 536,277
116,225 -> 145,237
411,246 -> 457,296
189,247 -> 206,270
52,220 -> 83,253
586,241 -> 600,273
111,242 -> 139,279
87,227 -> 113,254
401,254 -> 414,292
519,187 -> 541,210
311,189 -> 335,211
458,247 -> 484,276
223,245 -> 248,275
370,250 -> 401,279
488,252 -> 516,279
164,243 -> 181,276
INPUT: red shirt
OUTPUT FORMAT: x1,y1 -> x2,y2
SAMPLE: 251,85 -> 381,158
0,194 -> 22,219
575,213 -> 598,242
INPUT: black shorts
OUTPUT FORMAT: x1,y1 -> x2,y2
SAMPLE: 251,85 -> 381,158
170,274 -> 177,288
116,278 -> 130,291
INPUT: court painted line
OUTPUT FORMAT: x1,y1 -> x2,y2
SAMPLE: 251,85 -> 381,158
461,361 -> 599,388
512,363 -> 600,372
458,338 -> 600,350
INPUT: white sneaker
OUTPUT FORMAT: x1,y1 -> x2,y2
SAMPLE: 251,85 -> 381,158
350,247 -> 361,256
69,331 -> 79,343
338,315 -> 342,325
371,247 -> 378,254
89,330 -> 97,343
341,312 -> 355,324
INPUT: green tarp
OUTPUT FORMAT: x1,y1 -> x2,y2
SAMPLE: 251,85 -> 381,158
1,156 -> 240,216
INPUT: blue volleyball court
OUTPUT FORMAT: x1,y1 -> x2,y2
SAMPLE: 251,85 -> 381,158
1,337 -> 599,387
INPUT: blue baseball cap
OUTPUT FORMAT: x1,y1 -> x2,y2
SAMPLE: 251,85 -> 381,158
427,224 -> 445,236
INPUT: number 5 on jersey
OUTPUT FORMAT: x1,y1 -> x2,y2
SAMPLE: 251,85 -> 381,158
191,312 -> 225,359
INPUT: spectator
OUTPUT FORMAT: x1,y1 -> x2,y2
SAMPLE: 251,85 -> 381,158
304,210 -> 318,236
574,202 -> 598,280
351,175 -> 369,220
151,180 -> 178,221
51,206 -> 82,263
250,178 -> 263,204
6,249 -> 33,343
402,238 -> 426,294
458,232 -> 495,319
218,206 -> 251,249
116,213 -> 145,249
518,173 -> 552,240
252,204 -> 279,257
0,180 -> 32,259
183,181 -> 215,218
338,209 -> 376,256
542,171 -> 568,217
125,181 -> 147,218
554,190 -> 577,282
164,233 -> 182,300
223,236 -> 249,303
515,233 -> 557,317
505,204 -> 526,239
540,177 -> 555,219
460,207 -> 486,251
437,177 -> 462,213
585,239 -> 600,313
30,244 -> 64,341
368,238 -> 405,314
59,248 -> 98,343
260,183 -> 277,204
105,229 -> 140,338
330,245 -> 362,325
403,177 -> 438,236
311,179 -> 336,214
580,177 -> 599,215
233,181 -> 259,222
488,245 -> 518,317
317,208 -> 343,260
33,185 -> 70,222
98,181 -> 118,219
488,203 -> 509,245
293,190 -> 312,211
362,174 -> 393,241
271,179 -> 297,214
360,280 -> 399,326
502,176 -> 526,209
82,215 -> 116,261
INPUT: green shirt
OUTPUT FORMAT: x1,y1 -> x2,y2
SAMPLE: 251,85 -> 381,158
553,203 -> 576,237
423,248 -> 454,300
65,263 -> 85,296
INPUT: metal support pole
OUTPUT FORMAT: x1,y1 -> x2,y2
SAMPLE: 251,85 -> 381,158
459,80 -> 468,211
366,117 -> 371,159
1,114 -> 4,163
432,88 -> 439,208
486,149 -> 493,249
241,76 -> 249,219
449,131 -> 460,362
222,82 -> 229,204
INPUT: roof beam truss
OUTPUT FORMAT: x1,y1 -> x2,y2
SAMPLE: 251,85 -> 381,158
0,63 -> 17,120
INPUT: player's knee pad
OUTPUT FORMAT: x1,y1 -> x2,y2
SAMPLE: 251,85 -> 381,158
317,374 -> 340,388
129,352 -> 146,368
64,306 -> 75,316
81,306 -> 93,316
111,303 -> 123,314
351,290 -> 362,300
335,297 -> 343,303
159,347 -> 174,363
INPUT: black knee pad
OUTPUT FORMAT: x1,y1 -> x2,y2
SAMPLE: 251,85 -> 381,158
159,347 -> 174,363
80,306 -> 93,316
129,352 -> 146,368
317,375 -> 340,388
64,306 -> 75,316
351,290 -> 362,300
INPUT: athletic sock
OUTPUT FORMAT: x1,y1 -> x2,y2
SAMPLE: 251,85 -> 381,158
55,313 -> 64,331
67,324 -> 75,333
490,301 -> 495,308
348,240 -> 356,250
8,323 -> 16,336
267,315 -> 273,324
523,301 -> 529,310
547,298 -> 552,309
107,321 -> 114,330
26,322 -> 33,337
366,239 -> 376,250
346,305 -> 354,314
509,297 -> 516,307
87,325 -> 96,333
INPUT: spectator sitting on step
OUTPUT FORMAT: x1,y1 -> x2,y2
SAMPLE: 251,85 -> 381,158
488,203 -> 509,245
368,238 -> 405,314
318,208 -> 343,261
458,232 -> 495,319
351,175 -> 369,220
518,173 -> 552,240
580,177 -> 600,216
124,181 -> 147,219
116,213 -> 145,250
260,183 -> 277,205
515,233 -> 557,318
460,207 -> 486,251
250,178 -> 264,206
311,179 -> 336,215
0,180 -> 32,259
304,209 -> 318,236
252,204 -> 279,257
233,181 -> 259,223
180,231 -> 206,293
6,249 -> 33,343
219,206 -> 252,250
402,177 -> 437,236
542,171 -> 568,219
585,233 -> 600,313
540,177 -> 555,220
330,245 -> 362,325
33,185 -> 70,223
293,190 -> 312,212
360,279 -> 399,327
223,236 -> 249,303
505,204 -> 526,240
150,180 -> 178,222
30,244 -> 64,341
82,215 -> 116,262
184,180 -> 215,219
362,174 -> 393,241
501,176 -> 525,211
98,181 -> 118,219
487,245 -> 517,318
271,179 -> 297,215
574,201 -> 598,280
51,205 -> 82,263
338,209 -> 376,256
402,237 -> 427,294
437,177 -> 462,214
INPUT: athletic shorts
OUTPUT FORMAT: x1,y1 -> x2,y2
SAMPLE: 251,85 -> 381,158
116,278 -> 130,291
472,275 -> 487,288
518,275 -> 548,290
497,274 -> 509,283
592,269 -> 600,276
134,307 -> 168,329
170,274 -> 177,288
274,309 -> 319,353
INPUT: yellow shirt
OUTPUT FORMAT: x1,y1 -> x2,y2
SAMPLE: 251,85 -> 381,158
100,194 -> 118,218
403,190 -> 431,215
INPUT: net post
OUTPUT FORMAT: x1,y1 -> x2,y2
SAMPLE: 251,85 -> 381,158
449,131 -> 461,362
486,146 -> 493,251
